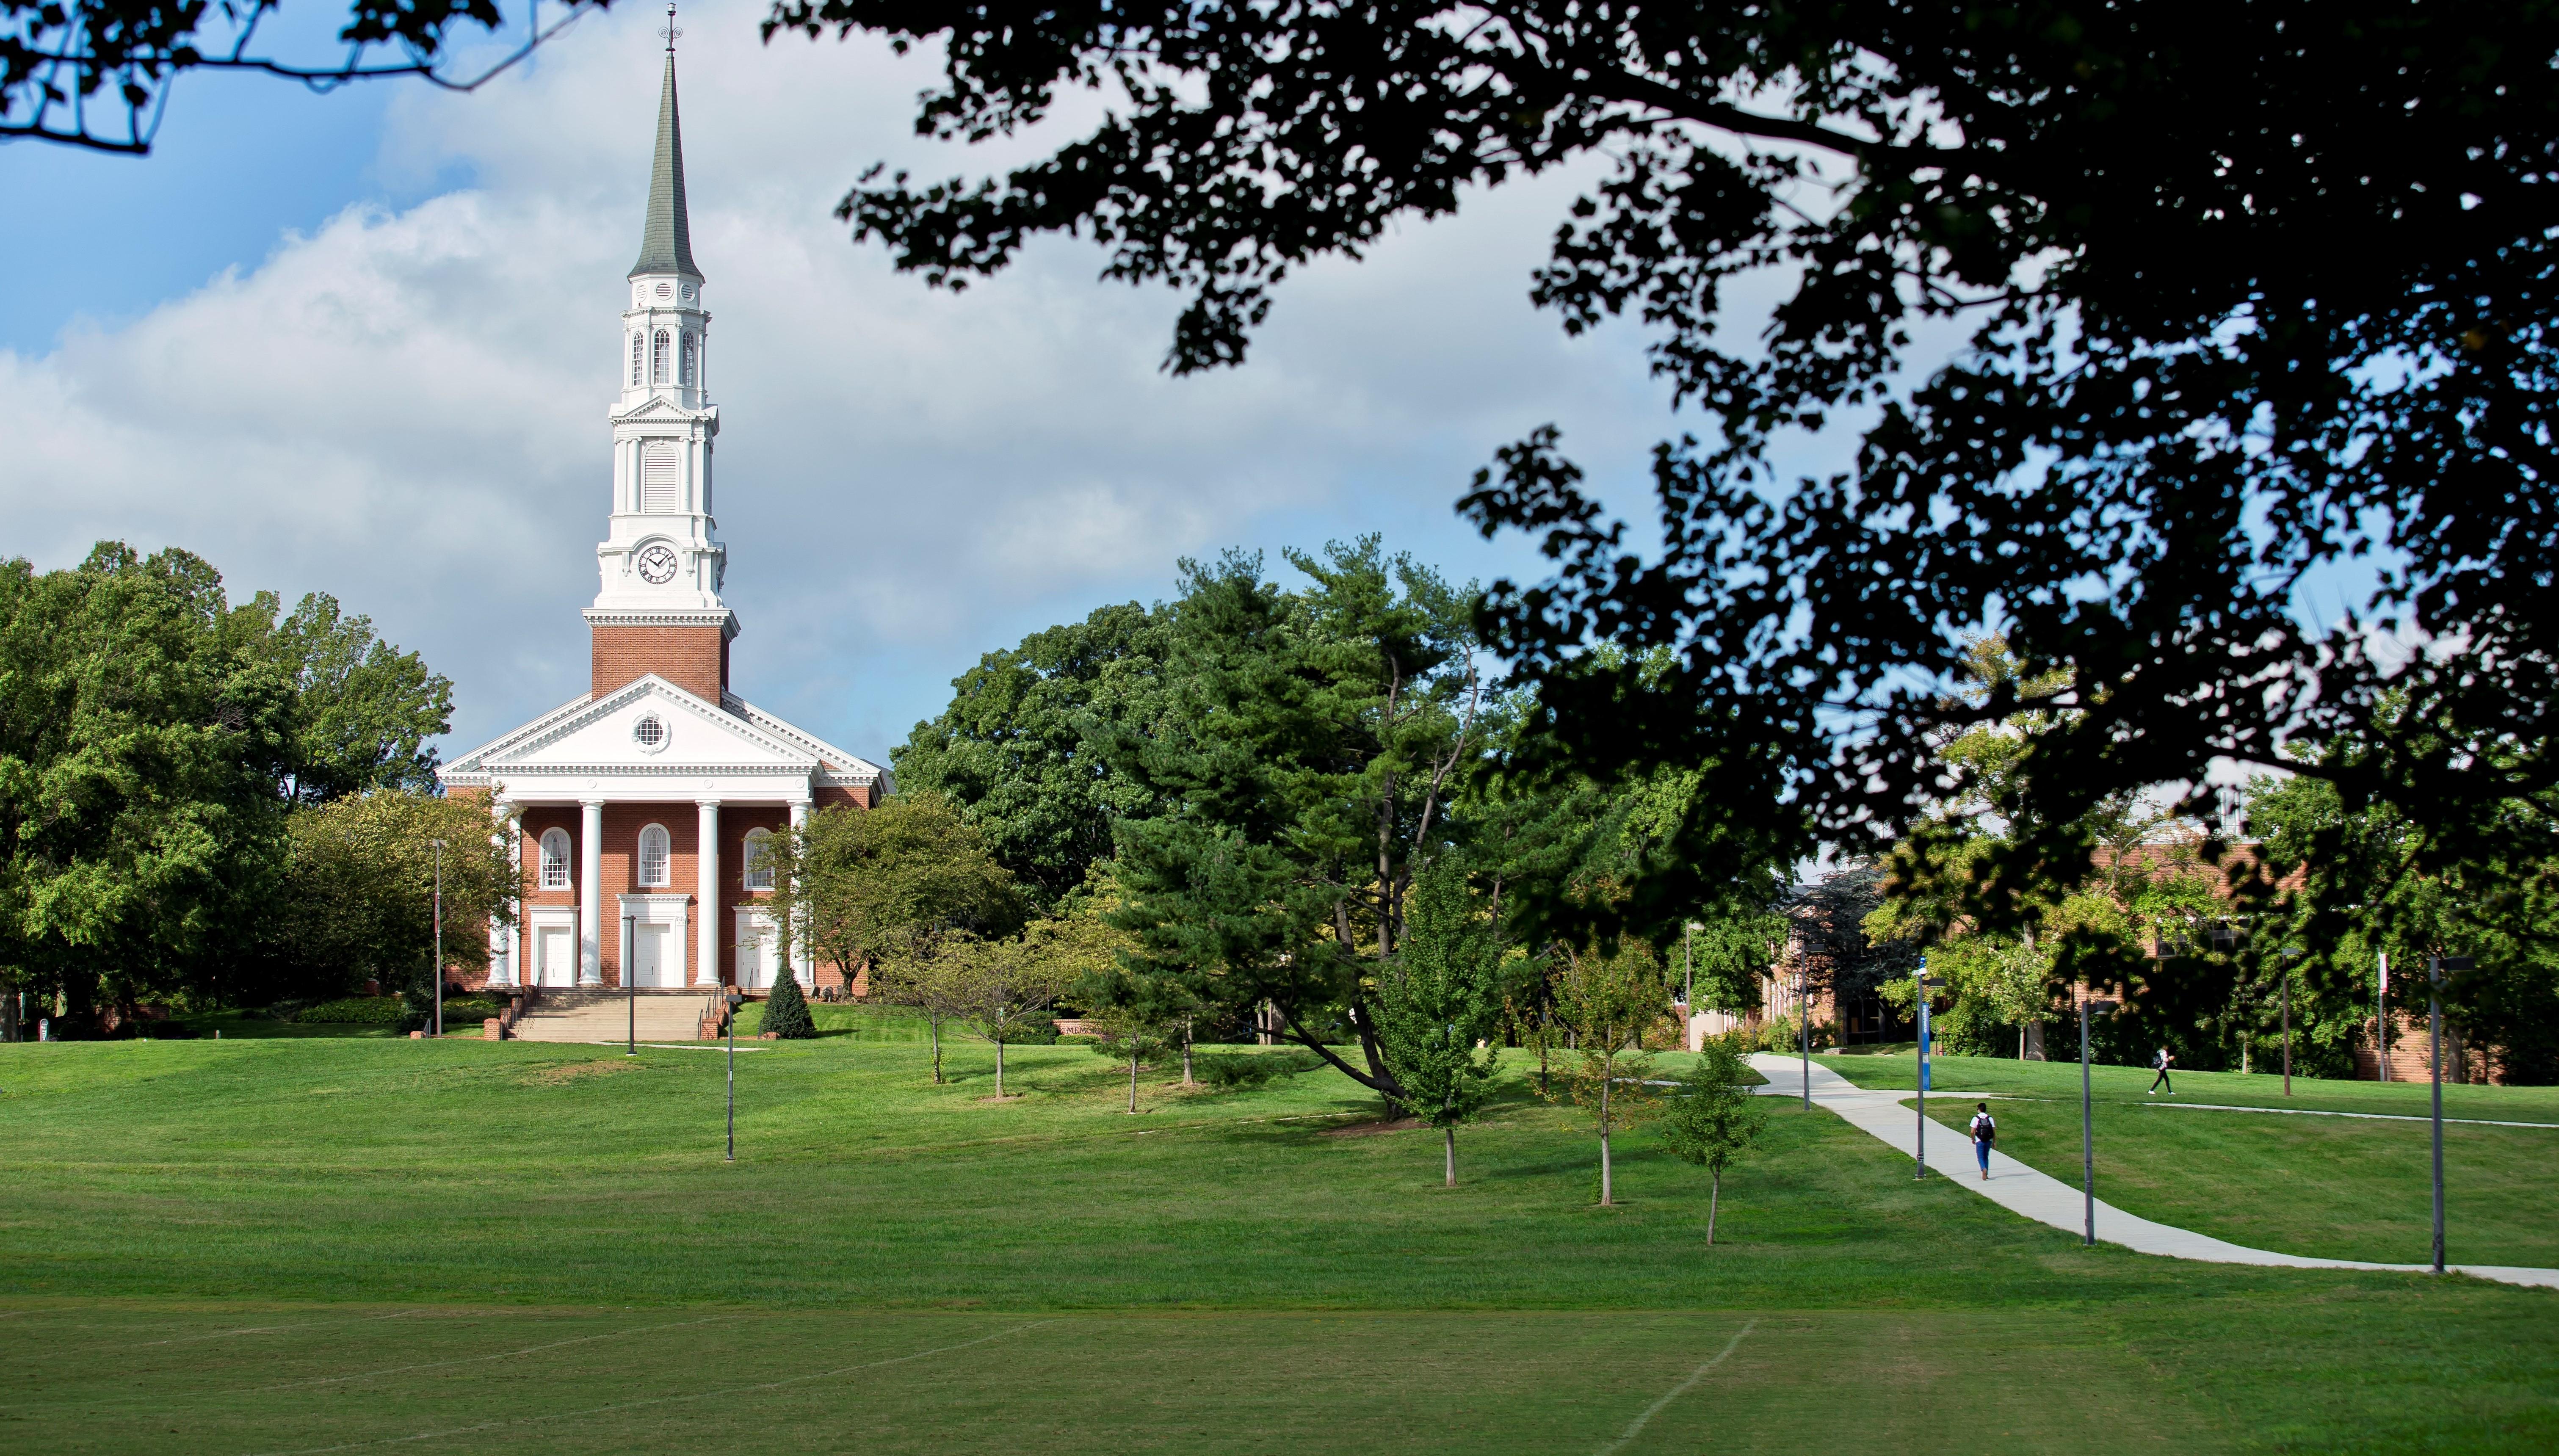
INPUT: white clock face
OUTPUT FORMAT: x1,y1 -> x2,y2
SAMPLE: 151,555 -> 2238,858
636,544 -> 681,585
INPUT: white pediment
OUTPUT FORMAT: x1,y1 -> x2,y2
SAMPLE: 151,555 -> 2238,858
480,676 -> 815,774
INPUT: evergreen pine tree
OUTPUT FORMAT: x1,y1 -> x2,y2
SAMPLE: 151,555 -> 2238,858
760,970 -> 818,1039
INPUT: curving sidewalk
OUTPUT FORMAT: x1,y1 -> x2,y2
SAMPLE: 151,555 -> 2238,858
1744,1053 -> 2559,1292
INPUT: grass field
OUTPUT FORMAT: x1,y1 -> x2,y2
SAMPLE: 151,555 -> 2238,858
2,1036 -> 2554,1453
1808,1052 -> 2559,1267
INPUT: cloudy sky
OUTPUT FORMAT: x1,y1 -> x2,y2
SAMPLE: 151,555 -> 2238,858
0,0 -> 1763,766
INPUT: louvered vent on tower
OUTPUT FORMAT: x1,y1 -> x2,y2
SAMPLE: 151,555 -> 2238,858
641,442 -> 680,512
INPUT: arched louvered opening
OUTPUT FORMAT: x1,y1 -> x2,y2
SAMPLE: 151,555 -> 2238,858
629,332 -> 643,386
641,442 -> 680,512
539,829 -> 572,890
679,332 -> 696,385
637,824 -> 671,888
652,329 -> 670,383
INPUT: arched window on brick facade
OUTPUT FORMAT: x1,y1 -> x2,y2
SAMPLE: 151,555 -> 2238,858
742,828 -> 774,891
637,824 -> 671,888
539,829 -> 572,890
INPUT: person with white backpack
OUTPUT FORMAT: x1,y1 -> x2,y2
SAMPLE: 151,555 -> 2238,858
1969,1102 -> 1995,1180
2148,1046 -> 2176,1096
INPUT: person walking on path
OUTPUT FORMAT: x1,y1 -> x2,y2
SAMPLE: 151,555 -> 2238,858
1970,1102 -> 1996,1180
2148,1047 -> 2175,1096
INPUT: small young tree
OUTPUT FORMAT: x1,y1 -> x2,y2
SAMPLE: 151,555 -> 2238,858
1086,1003 -> 1174,1114
1374,860 -> 1506,1186
1658,1037 -> 1769,1244
759,967 -> 817,1040
872,936 -> 977,1084
1540,939 -> 1673,1207
950,916 -> 1090,1098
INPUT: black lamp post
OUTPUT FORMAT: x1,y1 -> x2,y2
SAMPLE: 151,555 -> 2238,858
1914,965 -> 1942,1179
2280,945 -> 2302,1098
431,840 -> 445,1038
724,984 -> 744,1162
2430,956 -> 2474,1274
623,913 -> 637,1057
2079,995 -> 2118,1246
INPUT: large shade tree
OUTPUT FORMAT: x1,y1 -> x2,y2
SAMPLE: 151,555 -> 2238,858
771,0 -> 2558,942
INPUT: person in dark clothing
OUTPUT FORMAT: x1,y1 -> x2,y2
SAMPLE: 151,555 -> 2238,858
1969,1102 -> 1995,1180
2147,1047 -> 2175,1095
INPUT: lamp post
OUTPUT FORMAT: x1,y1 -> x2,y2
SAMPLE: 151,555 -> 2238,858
1914,964 -> 1942,1179
623,912 -> 637,1057
2280,945 -> 2302,1098
2429,956 -> 2474,1274
2079,995 -> 2117,1246
1797,956 -> 1812,1111
431,840 -> 445,1038
2376,951 -> 2390,1082
724,985 -> 744,1162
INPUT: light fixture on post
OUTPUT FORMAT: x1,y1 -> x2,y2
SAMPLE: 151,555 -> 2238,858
2429,956 -> 2474,1274
2079,995 -> 2118,1246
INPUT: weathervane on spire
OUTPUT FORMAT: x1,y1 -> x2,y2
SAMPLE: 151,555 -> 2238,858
658,3 -> 681,54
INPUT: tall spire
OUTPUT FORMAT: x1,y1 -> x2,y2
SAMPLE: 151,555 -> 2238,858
630,6 -> 700,281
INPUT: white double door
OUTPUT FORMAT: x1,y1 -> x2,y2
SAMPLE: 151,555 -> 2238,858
632,921 -> 684,988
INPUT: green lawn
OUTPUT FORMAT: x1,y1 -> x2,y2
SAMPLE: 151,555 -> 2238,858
1809,1053 -> 2559,1267
0,1038 -> 2553,1453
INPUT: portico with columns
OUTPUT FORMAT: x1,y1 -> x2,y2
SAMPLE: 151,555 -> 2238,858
438,27 -> 885,999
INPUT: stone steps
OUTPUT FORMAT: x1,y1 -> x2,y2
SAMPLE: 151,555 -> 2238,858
511,990 -> 711,1043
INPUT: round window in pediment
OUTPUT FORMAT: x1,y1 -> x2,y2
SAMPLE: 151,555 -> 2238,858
633,713 -> 670,753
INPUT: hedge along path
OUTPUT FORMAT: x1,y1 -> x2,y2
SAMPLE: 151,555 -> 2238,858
1744,1054 -> 2559,1292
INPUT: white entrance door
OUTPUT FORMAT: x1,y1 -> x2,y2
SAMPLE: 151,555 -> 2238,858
737,914 -> 780,991
633,922 -> 678,988
536,925 -> 575,987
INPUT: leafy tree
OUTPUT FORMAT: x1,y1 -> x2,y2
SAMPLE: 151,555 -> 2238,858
0,544 -> 291,1031
1658,1038 -> 1768,1245
869,937 -> 977,1084
242,592 -> 453,806
781,0 -> 2559,945
268,788 -> 517,1010
4,0 -> 587,154
1372,859 -> 1505,1186
759,964 -> 818,1040
894,602 -> 1174,905
2248,714 -> 2559,1083
1107,540 -> 1487,1103
1537,939 -> 1671,1207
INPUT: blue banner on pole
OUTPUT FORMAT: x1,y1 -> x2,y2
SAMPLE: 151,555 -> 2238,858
1918,964 -> 1932,1091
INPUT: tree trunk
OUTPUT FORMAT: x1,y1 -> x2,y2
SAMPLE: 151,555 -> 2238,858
929,1012 -> 944,1084
995,1035 -> 1006,1098
1599,1077 -> 1614,1206
1444,1125 -> 1456,1188
1708,1169 -> 1721,1245
1182,1019 -> 1194,1086
1128,1050 -> 1140,1113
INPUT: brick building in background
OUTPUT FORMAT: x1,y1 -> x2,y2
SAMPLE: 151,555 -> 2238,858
438,38 -> 885,998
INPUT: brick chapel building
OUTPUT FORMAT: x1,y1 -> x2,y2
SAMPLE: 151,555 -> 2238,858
438,39 -> 886,996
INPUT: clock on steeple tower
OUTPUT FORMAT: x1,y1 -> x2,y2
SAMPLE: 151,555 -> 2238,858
588,4 -> 735,705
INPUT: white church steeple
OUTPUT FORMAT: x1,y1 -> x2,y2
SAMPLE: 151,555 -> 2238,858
590,8 -> 734,676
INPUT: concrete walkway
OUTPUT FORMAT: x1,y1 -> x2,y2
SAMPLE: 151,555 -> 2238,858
1745,1053 -> 2559,1292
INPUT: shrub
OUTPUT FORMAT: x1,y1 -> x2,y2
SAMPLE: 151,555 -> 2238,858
761,973 -> 818,1040
1194,1048 -> 1323,1089
294,996 -> 408,1025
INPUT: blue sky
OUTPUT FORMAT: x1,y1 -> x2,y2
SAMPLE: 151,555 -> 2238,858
3,0 -> 1742,767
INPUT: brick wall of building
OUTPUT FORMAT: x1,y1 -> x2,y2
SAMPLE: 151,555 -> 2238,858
591,624 -> 727,700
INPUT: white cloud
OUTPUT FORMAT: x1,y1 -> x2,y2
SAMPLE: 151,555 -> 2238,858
0,0 -> 1687,759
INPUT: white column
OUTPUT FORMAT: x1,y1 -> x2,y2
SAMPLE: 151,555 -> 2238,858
489,799 -> 516,986
579,799 -> 605,985
695,799 -> 721,986
788,798 -> 813,986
